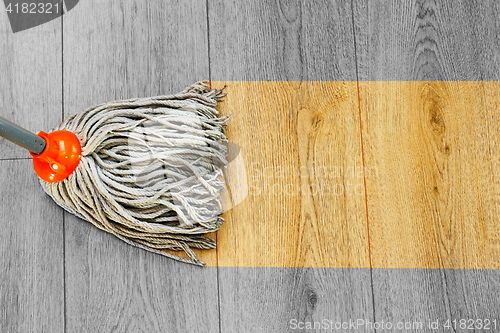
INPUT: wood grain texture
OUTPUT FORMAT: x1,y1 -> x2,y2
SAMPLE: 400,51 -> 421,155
0,8 -> 62,159
373,269 -> 500,329
209,0 -> 356,81
219,267 -> 375,332
444,269 -> 500,322
372,268 -> 449,331
65,232 -> 219,332
0,160 -> 64,332
62,1 -> 219,331
353,0 -> 500,80
213,81 -> 369,268
359,81 -> 500,269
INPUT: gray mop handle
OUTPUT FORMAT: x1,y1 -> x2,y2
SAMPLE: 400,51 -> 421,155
0,116 -> 46,154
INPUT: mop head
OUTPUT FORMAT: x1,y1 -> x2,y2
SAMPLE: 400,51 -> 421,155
41,81 -> 228,266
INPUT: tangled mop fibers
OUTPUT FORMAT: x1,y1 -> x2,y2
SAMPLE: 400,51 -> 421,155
41,82 -> 228,266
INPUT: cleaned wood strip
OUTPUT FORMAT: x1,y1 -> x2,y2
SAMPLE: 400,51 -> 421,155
360,81 -> 500,269
211,81 -> 500,270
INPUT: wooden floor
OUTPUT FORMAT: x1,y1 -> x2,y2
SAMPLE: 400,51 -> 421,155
2,0 -> 500,332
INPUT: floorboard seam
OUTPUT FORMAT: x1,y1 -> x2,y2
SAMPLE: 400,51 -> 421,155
0,157 -> 31,161
350,1 -> 377,330
206,0 -> 212,82
206,2 -> 222,333
61,9 -> 67,333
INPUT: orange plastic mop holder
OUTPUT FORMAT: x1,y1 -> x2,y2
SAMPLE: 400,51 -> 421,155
30,131 -> 82,182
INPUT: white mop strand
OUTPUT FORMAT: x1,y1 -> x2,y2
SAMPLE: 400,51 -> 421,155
41,81 -> 228,266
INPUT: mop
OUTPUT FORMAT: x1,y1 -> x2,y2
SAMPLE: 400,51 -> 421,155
0,81 -> 228,266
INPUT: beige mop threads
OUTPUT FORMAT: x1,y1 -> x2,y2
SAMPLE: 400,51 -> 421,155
41,81 -> 228,266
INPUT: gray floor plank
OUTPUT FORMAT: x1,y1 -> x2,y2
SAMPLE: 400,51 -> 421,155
0,9 -> 62,159
0,160 -> 64,332
446,269 -> 500,325
62,1 -> 219,332
65,222 -> 219,332
353,0 -> 500,330
372,268 -> 450,332
219,268 -> 374,333
208,2 -> 373,332
352,0 -> 500,80
372,269 -> 500,332
0,8 -> 64,332
209,0 -> 357,81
